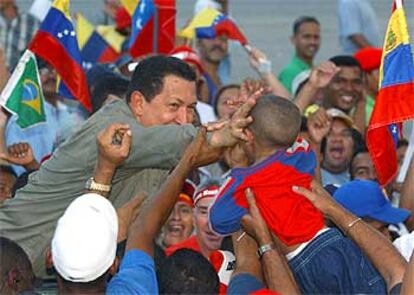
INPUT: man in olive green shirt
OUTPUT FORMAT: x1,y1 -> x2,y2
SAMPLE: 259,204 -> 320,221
278,16 -> 320,95
0,56 -> 253,276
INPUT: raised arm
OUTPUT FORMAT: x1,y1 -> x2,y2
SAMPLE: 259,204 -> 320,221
125,128 -> 222,256
293,183 -> 407,293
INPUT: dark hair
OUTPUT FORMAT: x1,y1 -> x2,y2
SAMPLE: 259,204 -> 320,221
329,55 -> 361,70
213,84 -> 240,116
11,170 -> 35,198
126,55 -> 196,103
0,165 -> 17,178
0,237 -> 34,291
293,16 -> 320,35
398,138 -> 408,149
158,249 -> 219,294
350,144 -> 369,180
250,94 -> 301,148
91,74 -> 129,114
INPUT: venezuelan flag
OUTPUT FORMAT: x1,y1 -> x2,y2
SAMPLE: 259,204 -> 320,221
367,0 -> 414,186
76,14 -> 120,70
29,0 -> 91,111
122,0 -> 175,58
179,8 -> 247,45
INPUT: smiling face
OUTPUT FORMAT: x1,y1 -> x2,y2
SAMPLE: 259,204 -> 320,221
323,119 -> 354,174
129,75 -> 197,126
193,197 -> 223,254
163,201 -> 194,248
292,21 -> 320,61
323,66 -> 363,113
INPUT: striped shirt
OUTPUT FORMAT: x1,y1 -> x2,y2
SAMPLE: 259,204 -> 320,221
0,13 -> 39,70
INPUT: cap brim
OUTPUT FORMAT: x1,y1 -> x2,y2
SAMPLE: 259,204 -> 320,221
369,203 -> 411,224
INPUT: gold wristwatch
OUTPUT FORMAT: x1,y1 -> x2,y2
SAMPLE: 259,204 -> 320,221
85,177 -> 111,193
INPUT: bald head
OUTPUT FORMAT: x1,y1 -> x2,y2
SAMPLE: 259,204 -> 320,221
250,95 -> 301,148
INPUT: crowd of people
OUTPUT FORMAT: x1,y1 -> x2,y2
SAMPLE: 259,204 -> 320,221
1,0 -> 414,294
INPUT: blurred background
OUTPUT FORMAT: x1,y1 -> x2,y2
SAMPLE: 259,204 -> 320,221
16,0 -> 414,82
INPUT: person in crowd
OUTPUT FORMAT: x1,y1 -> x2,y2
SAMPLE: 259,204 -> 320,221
321,56 -> 366,133
0,55 -> 259,276
170,45 -> 217,123
0,0 -> 39,70
337,0 -> 381,54
213,84 -> 240,120
196,33 -> 230,105
350,145 -> 377,181
3,59 -> 75,176
334,179 -> 411,241
316,108 -> 363,187
353,47 -> 382,125
158,249 -> 220,294
278,16 -> 321,94
166,180 -> 223,258
0,236 -> 36,294
0,165 -> 16,203
209,94 -> 387,294
160,179 -> 196,249
294,182 -> 406,294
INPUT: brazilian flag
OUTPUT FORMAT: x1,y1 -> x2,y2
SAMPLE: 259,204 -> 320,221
0,50 -> 46,128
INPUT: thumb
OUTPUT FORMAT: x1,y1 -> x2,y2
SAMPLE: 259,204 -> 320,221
0,152 -> 11,161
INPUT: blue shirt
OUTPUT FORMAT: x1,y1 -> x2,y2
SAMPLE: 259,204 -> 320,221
337,0 -> 380,54
107,249 -> 158,295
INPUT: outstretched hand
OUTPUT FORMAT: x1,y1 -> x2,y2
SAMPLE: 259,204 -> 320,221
308,61 -> 340,89
97,123 -> 132,169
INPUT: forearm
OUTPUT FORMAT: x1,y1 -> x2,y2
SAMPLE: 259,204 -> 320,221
350,34 -> 372,49
328,204 -> 406,291
254,230 -> 300,294
24,160 -> 41,171
401,252 -> 414,295
231,233 -> 262,280
260,73 -> 290,99
400,157 -> 414,230
90,157 -> 117,197
294,82 -> 319,114
352,99 -> 366,137
126,156 -> 193,255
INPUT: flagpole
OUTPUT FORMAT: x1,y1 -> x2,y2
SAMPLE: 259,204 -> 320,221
153,4 -> 159,54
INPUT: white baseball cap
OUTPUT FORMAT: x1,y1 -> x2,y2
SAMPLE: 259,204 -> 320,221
51,193 -> 118,282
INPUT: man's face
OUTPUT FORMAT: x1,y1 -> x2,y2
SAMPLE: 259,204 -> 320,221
134,75 -> 197,126
323,119 -> 354,173
216,87 -> 240,119
194,197 -> 223,252
163,201 -> 194,248
292,22 -> 320,60
0,171 -> 16,202
324,66 -> 363,113
39,65 -> 58,98
197,36 -> 228,64
351,152 -> 377,181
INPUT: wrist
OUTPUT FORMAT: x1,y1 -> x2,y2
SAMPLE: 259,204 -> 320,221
94,160 -> 116,185
24,160 -> 40,171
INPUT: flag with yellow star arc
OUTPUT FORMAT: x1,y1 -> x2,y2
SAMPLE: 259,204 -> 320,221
0,50 -> 46,128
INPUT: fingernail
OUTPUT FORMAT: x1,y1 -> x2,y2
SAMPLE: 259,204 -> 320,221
127,130 -> 132,136
292,185 -> 299,191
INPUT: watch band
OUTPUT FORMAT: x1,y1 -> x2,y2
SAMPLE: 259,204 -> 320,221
86,177 -> 111,193
257,243 -> 274,259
